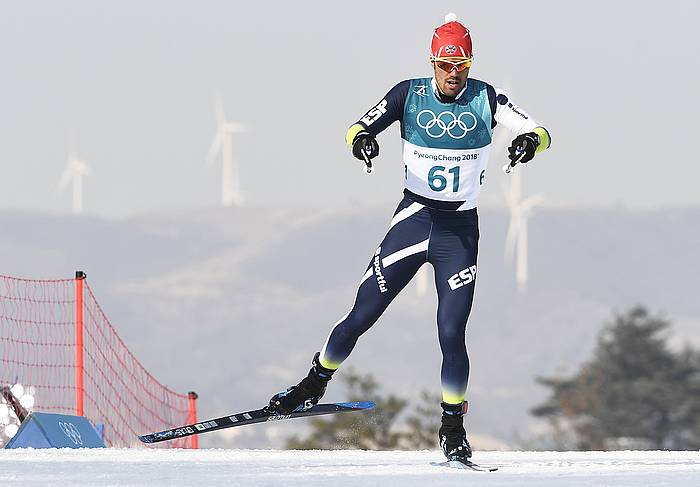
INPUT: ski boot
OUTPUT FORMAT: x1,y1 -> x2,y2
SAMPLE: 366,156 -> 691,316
439,401 -> 472,462
267,352 -> 335,414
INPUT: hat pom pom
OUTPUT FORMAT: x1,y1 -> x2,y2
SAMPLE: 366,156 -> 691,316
444,12 -> 458,23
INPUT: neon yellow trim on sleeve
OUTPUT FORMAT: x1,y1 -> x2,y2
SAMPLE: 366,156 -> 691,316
534,126 -> 551,153
345,124 -> 365,147
319,355 -> 341,371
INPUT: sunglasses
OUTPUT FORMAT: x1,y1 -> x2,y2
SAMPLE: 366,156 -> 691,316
433,58 -> 473,73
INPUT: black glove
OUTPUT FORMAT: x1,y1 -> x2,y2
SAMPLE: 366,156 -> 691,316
508,132 -> 540,164
352,131 -> 380,162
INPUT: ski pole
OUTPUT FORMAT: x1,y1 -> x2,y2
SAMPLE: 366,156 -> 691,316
360,146 -> 373,174
502,148 -> 526,175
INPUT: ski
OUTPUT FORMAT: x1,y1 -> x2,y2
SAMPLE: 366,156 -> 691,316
138,401 -> 375,444
432,460 -> 499,472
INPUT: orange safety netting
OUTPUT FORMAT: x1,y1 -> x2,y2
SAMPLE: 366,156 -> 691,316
0,274 -> 195,448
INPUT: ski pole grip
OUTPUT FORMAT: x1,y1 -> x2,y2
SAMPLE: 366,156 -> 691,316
360,147 -> 373,174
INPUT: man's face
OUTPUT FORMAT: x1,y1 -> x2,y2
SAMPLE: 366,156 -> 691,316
433,60 -> 470,98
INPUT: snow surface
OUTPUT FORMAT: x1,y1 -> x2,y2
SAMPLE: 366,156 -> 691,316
1,449 -> 699,486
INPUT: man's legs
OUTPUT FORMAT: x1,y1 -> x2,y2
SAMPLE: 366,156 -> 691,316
269,199 -> 431,413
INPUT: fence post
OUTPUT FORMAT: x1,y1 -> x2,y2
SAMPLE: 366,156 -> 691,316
188,391 -> 199,449
75,271 -> 86,417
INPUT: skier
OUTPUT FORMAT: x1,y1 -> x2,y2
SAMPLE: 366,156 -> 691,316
268,13 -> 551,462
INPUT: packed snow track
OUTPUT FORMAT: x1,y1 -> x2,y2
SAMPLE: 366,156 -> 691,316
1,449 -> 699,486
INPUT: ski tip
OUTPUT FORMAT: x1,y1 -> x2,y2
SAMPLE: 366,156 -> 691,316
335,401 -> 376,410
137,435 -> 153,444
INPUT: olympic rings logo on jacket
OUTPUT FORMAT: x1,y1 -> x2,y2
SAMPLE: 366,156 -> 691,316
416,109 -> 477,139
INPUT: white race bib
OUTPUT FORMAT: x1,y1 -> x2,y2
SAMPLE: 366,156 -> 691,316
402,140 -> 491,209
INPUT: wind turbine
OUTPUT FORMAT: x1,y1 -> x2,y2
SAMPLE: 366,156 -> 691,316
504,169 -> 544,293
491,80 -> 543,292
57,138 -> 91,215
206,94 -> 247,207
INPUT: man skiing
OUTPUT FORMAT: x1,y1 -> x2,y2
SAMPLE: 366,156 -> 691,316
268,13 -> 551,463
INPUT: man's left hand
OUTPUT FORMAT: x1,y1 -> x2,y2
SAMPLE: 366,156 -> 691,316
508,132 -> 540,164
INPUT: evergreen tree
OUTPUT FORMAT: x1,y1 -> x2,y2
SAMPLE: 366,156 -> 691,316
286,369 -> 440,450
532,307 -> 700,450
400,390 -> 441,450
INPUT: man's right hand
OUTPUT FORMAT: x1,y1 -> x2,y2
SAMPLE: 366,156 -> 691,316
352,132 -> 380,162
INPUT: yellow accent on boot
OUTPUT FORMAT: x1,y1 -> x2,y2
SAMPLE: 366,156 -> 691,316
534,126 -> 551,153
442,391 -> 466,405
345,124 -> 366,147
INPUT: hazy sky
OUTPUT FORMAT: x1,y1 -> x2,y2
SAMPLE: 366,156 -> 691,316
1,1 -> 698,217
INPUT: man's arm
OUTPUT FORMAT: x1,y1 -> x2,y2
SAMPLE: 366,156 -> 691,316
490,88 -> 551,155
345,80 -> 411,149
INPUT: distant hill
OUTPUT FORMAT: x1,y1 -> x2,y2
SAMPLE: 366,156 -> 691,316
2,204 -> 699,448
